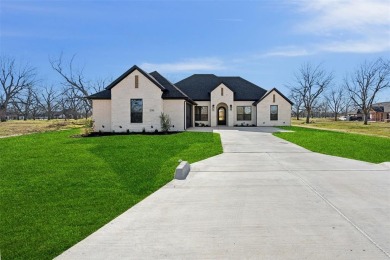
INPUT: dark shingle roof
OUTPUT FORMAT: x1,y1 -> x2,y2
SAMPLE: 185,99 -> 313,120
373,102 -> 390,112
372,106 -> 384,112
175,74 -> 267,101
87,89 -> 111,99
149,71 -> 196,104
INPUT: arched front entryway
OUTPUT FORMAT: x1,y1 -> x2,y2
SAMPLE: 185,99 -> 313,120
218,107 -> 226,125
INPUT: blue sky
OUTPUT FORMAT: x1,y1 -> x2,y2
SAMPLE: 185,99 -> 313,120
1,0 -> 389,101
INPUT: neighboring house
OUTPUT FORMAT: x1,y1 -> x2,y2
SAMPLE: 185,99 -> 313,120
370,102 -> 390,122
88,65 -> 293,132
349,102 -> 390,122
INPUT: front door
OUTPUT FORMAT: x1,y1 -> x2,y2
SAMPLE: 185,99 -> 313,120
218,107 -> 226,125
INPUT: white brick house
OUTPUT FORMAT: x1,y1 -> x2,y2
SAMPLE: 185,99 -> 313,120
89,65 -> 293,132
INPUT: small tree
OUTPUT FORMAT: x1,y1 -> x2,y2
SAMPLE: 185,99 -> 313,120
289,89 -> 303,120
0,56 -> 36,121
345,58 -> 390,125
50,54 -> 92,118
326,87 -> 346,121
160,113 -> 172,133
289,62 -> 333,123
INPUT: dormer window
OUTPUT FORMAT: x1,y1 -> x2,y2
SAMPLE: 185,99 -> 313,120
135,75 -> 139,88
221,88 -> 224,96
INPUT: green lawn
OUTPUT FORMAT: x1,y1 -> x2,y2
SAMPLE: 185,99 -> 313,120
274,126 -> 390,163
0,130 -> 222,259
291,118 -> 390,138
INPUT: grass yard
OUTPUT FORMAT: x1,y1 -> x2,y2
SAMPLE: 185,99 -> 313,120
0,129 -> 222,259
274,126 -> 390,163
292,118 -> 390,138
0,119 -> 86,137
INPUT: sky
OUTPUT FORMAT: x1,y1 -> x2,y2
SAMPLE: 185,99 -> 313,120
1,0 -> 390,101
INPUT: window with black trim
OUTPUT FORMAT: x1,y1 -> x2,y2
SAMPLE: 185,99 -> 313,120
270,105 -> 278,121
237,106 -> 251,121
195,106 -> 208,121
131,99 -> 143,123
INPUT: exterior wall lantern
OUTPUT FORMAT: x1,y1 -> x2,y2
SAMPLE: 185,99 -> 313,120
230,105 -> 232,111
212,105 -> 215,111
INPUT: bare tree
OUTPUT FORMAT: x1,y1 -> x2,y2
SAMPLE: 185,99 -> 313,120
289,89 -> 303,120
30,93 -> 42,120
318,99 -> 329,118
289,62 -> 333,123
38,85 -> 59,120
49,54 -> 92,118
63,87 -> 83,119
11,85 -> 38,120
92,77 -> 110,93
0,56 -> 36,121
326,87 -> 346,121
345,58 -> 390,125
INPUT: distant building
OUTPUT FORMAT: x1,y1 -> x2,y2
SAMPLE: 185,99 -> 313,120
370,102 -> 390,122
347,102 -> 390,122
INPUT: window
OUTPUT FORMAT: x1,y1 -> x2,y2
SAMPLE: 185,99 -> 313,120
135,75 -> 139,88
195,106 -> 208,121
273,94 -> 275,103
270,105 -> 278,121
237,106 -> 251,121
131,99 -> 143,123
221,88 -> 224,96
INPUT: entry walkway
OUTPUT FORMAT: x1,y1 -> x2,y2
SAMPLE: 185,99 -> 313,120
57,128 -> 390,259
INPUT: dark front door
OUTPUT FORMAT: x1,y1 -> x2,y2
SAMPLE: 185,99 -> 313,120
186,103 -> 192,129
218,107 -> 226,125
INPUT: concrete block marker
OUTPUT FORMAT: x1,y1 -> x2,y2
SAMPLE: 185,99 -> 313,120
174,161 -> 190,180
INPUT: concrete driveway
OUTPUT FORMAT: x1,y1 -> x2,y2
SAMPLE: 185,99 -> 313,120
57,128 -> 390,259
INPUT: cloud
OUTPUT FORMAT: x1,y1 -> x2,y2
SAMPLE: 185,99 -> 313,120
262,36 -> 390,57
292,0 -> 389,35
262,47 -> 312,57
316,38 -> 390,53
271,0 -> 390,54
140,58 -> 226,73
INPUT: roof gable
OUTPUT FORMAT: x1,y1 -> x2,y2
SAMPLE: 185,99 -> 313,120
210,82 -> 234,94
106,65 -> 165,91
253,88 -> 293,105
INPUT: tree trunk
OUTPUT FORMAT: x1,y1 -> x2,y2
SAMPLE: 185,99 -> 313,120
364,113 -> 369,125
306,109 -> 310,123
0,106 -> 6,122
296,108 -> 300,120
334,113 -> 338,121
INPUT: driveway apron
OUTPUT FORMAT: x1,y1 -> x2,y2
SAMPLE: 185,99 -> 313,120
57,128 -> 390,260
